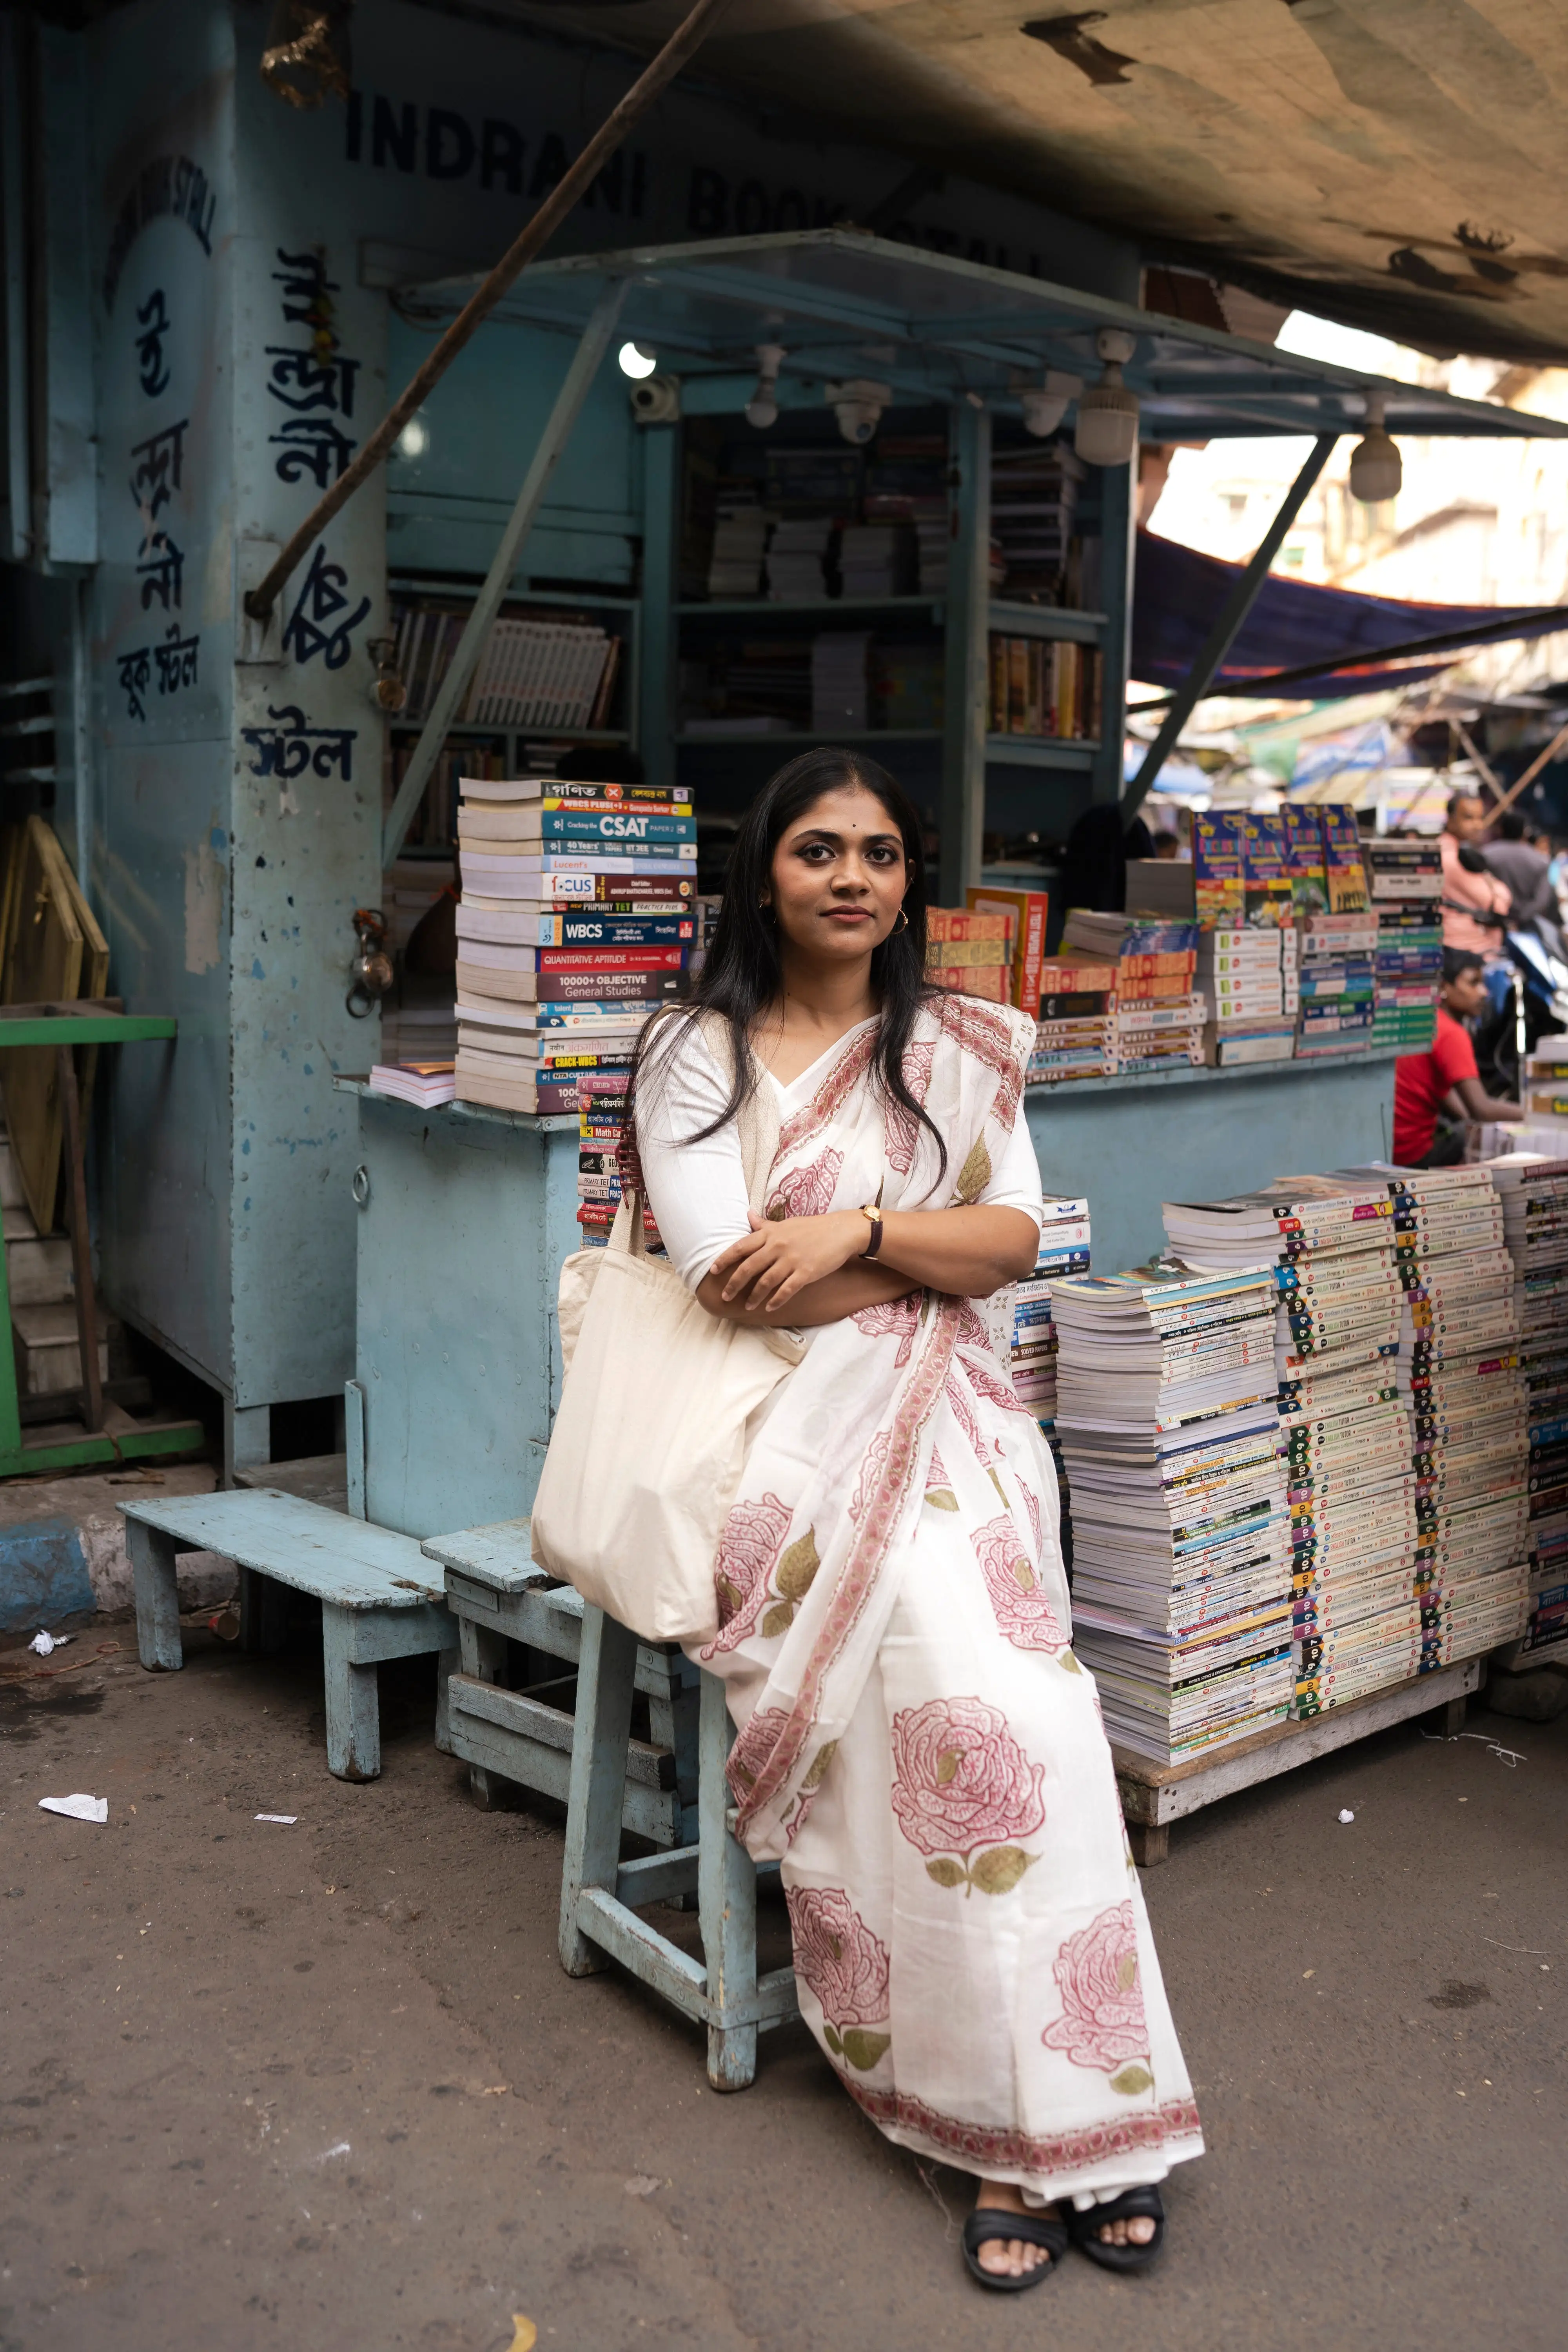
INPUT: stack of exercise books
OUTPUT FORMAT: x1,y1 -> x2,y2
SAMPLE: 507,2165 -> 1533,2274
708,504 -> 768,598
1487,1154 -> 1568,1668
989,442 -> 1083,597
1295,910 -> 1377,1058
926,906 -> 1014,1003
1197,926 -> 1299,1066
1051,1259 -> 1293,1762
1365,837 -> 1443,1051
765,517 -> 832,600
367,1060 -> 456,1109
1010,1192 -> 1090,1425
1062,911 -> 1202,1074
452,775 -> 697,1121
1029,956 -> 1116,1084
839,521 -> 916,597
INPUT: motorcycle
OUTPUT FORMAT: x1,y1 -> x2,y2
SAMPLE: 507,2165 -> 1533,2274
1475,925 -> 1568,1097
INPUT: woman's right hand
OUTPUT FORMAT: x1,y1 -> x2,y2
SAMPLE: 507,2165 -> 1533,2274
710,1209 -> 869,1314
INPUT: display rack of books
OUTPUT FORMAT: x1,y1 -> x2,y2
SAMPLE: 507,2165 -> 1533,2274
451,775 -> 698,1122
1295,909 -> 1377,1058
1197,925 -> 1298,1066
1051,1259 -> 1292,1762
986,634 -> 1101,742
989,441 -> 1084,599
1488,1154 -> 1568,1669
1060,911 -> 1203,1073
391,598 -> 626,735
1365,835 -> 1443,1051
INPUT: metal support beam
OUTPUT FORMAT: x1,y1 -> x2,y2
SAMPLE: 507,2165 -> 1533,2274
380,280 -> 627,870
637,422 -> 680,801
1092,452 -> 1136,806
940,399 -> 990,907
1122,432 -> 1337,819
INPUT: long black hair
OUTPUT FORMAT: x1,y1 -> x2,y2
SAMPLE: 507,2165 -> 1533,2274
629,746 -> 946,1176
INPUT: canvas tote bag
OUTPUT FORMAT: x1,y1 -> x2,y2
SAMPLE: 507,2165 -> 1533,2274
529,1015 -> 805,1643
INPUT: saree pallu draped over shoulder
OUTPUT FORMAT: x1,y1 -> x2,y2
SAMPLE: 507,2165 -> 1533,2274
688,996 -> 1203,2201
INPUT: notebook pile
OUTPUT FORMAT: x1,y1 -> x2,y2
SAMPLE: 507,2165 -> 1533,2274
765,518 -> 831,600
1010,1193 -> 1091,1426
1197,925 -> 1298,1066
1060,912 -> 1203,1074
1365,837 -> 1443,1052
989,443 -> 1083,597
707,504 -> 768,597
452,776 -> 698,1123
1487,1154 -> 1568,1669
1051,1261 -> 1292,1762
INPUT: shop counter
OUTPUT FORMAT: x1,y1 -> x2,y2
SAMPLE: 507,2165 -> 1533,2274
338,1046 -> 1398,1537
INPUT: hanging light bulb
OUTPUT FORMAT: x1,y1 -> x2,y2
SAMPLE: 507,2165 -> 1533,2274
1349,391 -> 1403,504
1019,368 -> 1083,439
1074,329 -> 1139,468
745,343 -> 786,431
618,341 -> 658,381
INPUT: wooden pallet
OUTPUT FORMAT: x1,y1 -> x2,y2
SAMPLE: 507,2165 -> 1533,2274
1113,1658 -> 1481,1865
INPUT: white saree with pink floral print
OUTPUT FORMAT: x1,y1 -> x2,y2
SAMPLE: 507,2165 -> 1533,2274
681,995 -> 1203,2202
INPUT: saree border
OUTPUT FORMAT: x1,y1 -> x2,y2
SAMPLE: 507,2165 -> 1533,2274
836,2078 -> 1204,2177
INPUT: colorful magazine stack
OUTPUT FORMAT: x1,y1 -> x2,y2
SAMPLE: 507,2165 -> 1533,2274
1365,837 -> 1443,1051
1060,911 -> 1203,1073
1295,910 -> 1377,1058
1487,1154 -> 1568,1667
925,906 -> 1014,1003
1029,958 -> 1117,1084
1009,1193 -> 1091,1425
452,775 -> 697,1123
1051,1261 -> 1293,1762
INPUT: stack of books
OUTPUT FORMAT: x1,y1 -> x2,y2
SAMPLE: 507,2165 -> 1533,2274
766,518 -> 832,600
452,776 -> 697,1121
1197,927 -> 1298,1066
1488,1154 -> 1568,1668
1521,1043 -> 1568,1135
708,505 -> 768,598
811,632 -> 871,732
1062,912 -> 1203,1073
381,857 -> 456,956
926,907 -> 1014,1002
838,521 -> 915,597
986,637 -> 1101,740
1029,957 -> 1116,1083
989,443 -> 1083,596
1010,1193 -> 1090,1425
1295,911 -> 1377,1057
1052,1261 -> 1293,1762
367,1060 -> 456,1109
1365,837 -> 1443,1051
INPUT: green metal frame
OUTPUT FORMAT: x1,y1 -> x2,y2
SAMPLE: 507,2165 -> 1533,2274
0,1005 -> 205,1477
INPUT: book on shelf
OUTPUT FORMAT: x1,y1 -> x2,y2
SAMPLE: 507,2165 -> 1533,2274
454,958 -> 688,1004
459,777 -> 686,808
456,807 -> 696,849
968,887 -> 1049,1014
367,1060 -> 457,1108
986,635 -> 1100,740
1192,813 -> 1244,927
392,604 -> 622,732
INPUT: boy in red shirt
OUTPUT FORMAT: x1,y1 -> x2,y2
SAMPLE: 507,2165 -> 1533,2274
1393,949 -> 1521,1165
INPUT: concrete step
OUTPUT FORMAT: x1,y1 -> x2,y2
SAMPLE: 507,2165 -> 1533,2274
7,1233 -> 74,1307
11,1301 -> 114,1399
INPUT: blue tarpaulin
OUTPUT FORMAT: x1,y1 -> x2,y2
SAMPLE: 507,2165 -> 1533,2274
1132,530 -> 1568,699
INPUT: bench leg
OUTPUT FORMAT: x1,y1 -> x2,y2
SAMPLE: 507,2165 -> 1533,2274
239,1567 -> 288,1654
127,1521 -> 183,1672
1128,1820 -> 1170,1869
698,1670 -> 758,2092
459,1619 -> 512,1808
559,1605 -> 637,1978
1437,1692 -> 1468,1738
433,1641 -> 457,1757
321,1603 -> 380,1782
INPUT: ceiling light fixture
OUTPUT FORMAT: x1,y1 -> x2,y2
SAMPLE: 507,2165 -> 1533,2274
1349,391 -> 1403,504
618,340 -> 658,381
1019,368 -> 1084,438
1073,329 -> 1139,468
745,343 -> 786,430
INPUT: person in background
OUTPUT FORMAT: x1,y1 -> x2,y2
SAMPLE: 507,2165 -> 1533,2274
1483,809 -> 1559,938
1393,947 -> 1521,1166
1440,790 -> 1511,955
1150,829 -> 1183,861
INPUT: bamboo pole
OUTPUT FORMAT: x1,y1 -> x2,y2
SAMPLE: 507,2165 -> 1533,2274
243,0 -> 734,623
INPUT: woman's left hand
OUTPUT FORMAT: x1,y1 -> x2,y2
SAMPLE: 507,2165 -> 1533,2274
710,1209 -> 869,1312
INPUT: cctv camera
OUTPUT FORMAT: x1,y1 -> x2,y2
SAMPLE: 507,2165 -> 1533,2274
629,373 -> 681,426
825,378 -> 891,447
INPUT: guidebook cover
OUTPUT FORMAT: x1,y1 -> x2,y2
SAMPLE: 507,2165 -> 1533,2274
1192,813 -> 1244,928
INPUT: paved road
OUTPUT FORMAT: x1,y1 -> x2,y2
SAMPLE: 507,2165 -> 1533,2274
2,1625 -> 1563,2350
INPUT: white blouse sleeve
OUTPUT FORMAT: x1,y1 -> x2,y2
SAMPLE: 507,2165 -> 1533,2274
976,1091 -> 1045,1234
634,1020 -> 755,1293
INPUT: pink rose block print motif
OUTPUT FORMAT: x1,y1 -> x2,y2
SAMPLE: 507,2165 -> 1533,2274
786,1886 -> 892,2071
891,1696 -> 1045,1896
706,1492 -> 793,1651
852,1291 -> 922,1367
1042,1902 -> 1155,2097
972,1514 -> 1067,1654
766,1147 -> 843,1221
884,1040 -> 935,1173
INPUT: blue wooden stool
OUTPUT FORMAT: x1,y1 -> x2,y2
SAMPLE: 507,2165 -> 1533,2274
120,1488 -> 456,1782
557,1602 -> 797,2091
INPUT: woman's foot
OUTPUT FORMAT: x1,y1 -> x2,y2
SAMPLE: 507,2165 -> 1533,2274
1065,2184 -> 1166,2272
969,2180 -> 1060,2281
1094,2205 -> 1157,2250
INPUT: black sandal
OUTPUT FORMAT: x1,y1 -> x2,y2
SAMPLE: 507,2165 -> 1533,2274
1066,2184 -> 1165,2272
961,2204 -> 1068,2292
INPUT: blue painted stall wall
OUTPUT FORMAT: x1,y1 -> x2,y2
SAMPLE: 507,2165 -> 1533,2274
0,1518 -> 97,1633
91,0 -> 238,1392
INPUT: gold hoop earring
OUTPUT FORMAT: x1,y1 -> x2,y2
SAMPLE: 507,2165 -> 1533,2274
893,906 -> 909,933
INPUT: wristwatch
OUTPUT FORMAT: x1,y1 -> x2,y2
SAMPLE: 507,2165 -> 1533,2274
858,1203 -> 885,1259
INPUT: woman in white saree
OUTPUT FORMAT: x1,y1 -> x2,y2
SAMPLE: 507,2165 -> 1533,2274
629,750 -> 1202,2290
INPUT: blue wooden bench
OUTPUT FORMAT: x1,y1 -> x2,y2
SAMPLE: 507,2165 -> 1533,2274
120,1488 -> 456,1782
557,1604 -> 798,2092
421,1518 -> 699,1843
